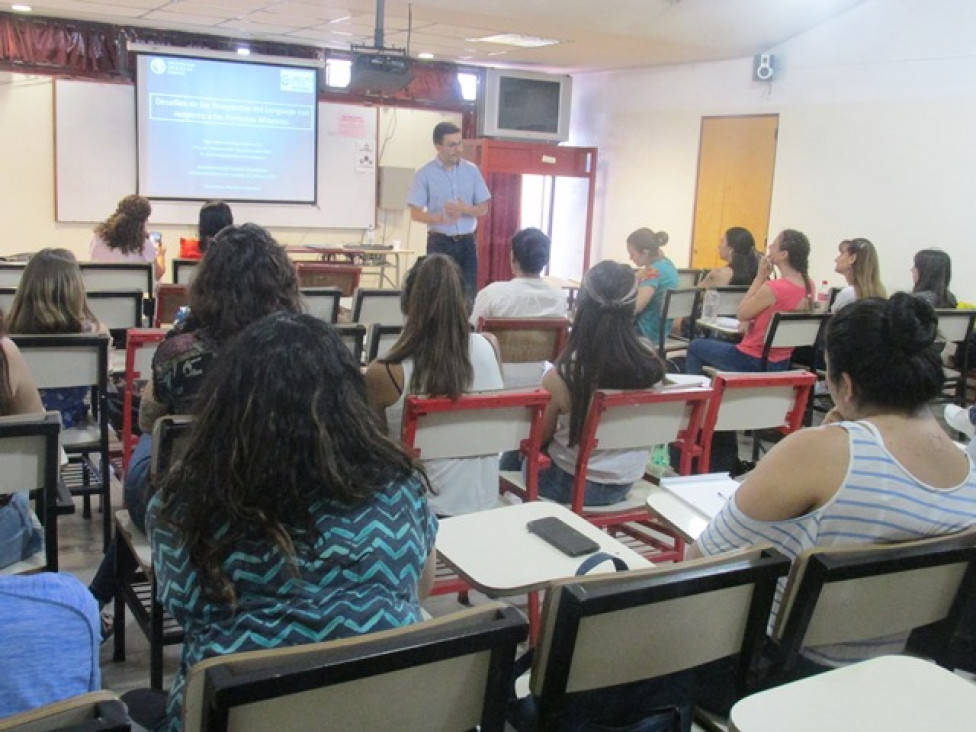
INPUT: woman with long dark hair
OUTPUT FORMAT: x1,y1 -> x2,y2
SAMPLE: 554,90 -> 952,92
698,226 -> 761,289
536,260 -> 666,505
149,314 -> 437,731
686,229 -> 814,374
365,254 -> 504,516
911,248 -> 956,308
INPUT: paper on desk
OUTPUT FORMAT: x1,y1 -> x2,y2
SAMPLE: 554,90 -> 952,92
660,472 -> 739,520
715,317 -> 740,329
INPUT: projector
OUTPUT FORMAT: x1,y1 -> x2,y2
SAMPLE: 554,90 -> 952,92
348,52 -> 412,93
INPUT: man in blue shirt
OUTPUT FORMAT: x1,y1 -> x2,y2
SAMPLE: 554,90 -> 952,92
407,121 -> 491,297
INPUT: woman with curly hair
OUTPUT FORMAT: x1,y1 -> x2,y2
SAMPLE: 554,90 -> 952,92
365,254 -> 504,517
87,223 -> 303,620
148,313 -> 437,731
89,194 -> 166,280
536,260 -> 666,506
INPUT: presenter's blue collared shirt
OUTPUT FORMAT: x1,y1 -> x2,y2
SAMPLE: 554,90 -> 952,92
407,157 -> 491,236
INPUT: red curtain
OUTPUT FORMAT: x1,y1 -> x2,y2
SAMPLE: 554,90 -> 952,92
479,173 -> 522,289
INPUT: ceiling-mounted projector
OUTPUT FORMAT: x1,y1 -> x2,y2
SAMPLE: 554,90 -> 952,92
348,50 -> 412,93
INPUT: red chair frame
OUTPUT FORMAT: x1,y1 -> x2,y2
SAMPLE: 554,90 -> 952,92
684,370 -> 817,474
569,386 -> 712,563
402,389 -> 551,601
153,283 -> 190,328
121,329 -> 167,475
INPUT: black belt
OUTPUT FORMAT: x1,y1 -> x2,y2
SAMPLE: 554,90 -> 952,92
428,232 -> 475,241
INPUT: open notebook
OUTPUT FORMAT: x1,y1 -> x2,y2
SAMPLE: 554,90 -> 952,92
659,472 -> 740,519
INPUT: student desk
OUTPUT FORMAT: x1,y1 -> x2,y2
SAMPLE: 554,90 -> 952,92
286,245 -> 415,288
729,655 -> 976,731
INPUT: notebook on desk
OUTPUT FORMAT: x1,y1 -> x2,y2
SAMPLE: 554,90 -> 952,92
659,472 -> 740,519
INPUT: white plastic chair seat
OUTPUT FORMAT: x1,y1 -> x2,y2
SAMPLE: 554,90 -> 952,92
61,423 -> 103,448
115,509 -> 153,570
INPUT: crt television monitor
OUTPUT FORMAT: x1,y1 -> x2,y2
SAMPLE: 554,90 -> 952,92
478,68 -> 572,143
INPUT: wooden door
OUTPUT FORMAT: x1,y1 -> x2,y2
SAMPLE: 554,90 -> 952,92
690,115 -> 779,270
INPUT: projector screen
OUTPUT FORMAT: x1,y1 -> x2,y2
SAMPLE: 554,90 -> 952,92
135,54 -> 318,203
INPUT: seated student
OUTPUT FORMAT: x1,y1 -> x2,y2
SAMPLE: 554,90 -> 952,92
0,330 -> 46,571
685,229 -> 813,374
626,227 -> 679,346
147,313 -> 437,732
534,260 -> 666,506
365,255 -> 504,517
86,224 -> 303,629
6,248 -> 109,430
182,200 -> 233,260
911,248 -> 956,308
697,226 -> 760,289
831,237 -> 886,312
690,294 -> 976,674
470,227 -> 568,387
0,573 -> 101,718
89,194 -> 166,281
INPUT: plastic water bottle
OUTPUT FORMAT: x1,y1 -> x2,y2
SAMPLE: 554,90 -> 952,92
816,280 -> 830,311
702,289 -> 720,321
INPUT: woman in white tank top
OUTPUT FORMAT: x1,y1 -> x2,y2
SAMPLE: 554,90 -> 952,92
365,255 -> 503,516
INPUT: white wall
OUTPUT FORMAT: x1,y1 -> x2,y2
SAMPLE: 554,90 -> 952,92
0,74 -> 455,281
570,0 -> 976,301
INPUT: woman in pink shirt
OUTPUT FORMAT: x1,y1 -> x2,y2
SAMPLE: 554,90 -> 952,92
89,194 -> 166,281
686,229 -> 813,374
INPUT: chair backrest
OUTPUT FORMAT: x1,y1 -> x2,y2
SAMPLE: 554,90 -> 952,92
367,323 -> 403,362
294,262 -> 362,296
676,268 -> 702,288
530,547 -> 790,719
0,412 -> 61,572
10,333 -> 109,392
658,288 -> 700,350
351,288 -> 404,326
86,290 -> 144,332
79,262 -> 153,297
770,526 -> 976,676
300,287 -> 342,323
150,415 -> 195,491
121,329 -> 167,473
154,284 -> 190,328
712,286 -> 749,318
0,286 -> 15,317
172,258 -> 199,285
934,309 -> 976,344
403,388 -> 551,499
759,312 -> 828,369
334,323 -> 366,364
476,317 -> 570,364
694,370 -> 817,472
0,690 -> 129,732
571,386 -> 712,506
0,262 -> 25,288
182,602 -> 527,732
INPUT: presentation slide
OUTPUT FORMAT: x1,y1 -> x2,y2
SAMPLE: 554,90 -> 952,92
136,54 -> 318,203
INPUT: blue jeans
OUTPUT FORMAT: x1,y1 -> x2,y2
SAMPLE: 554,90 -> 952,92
89,433 -> 153,604
0,494 -> 43,570
427,233 -> 477,300
685,338 -> 790,375
537,459 -> 632,507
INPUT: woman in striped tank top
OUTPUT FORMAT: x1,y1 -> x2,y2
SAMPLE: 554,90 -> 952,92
691,292 -> 976,670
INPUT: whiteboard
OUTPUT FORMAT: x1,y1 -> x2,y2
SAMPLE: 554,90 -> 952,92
54,78 -> 376,229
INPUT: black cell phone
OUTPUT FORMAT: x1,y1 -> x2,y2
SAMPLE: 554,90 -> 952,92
526,516 -> 600,557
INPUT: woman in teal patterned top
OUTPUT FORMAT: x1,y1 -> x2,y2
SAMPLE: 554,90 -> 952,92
147,314 -> 437,731
626,228 -> 680,347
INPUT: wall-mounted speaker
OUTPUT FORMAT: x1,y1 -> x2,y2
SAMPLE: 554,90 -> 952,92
753,53 -> 775,82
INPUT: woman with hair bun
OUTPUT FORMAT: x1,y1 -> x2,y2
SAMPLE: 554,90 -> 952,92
535,260 -> 667,506
690,293 -> 976,671
89,194 -> 166,280
626,227 -> 680,345
697,226 -> 761,289
686,229 -> 813,374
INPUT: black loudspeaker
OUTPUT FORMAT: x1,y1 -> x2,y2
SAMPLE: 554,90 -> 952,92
753,53 -> 775,82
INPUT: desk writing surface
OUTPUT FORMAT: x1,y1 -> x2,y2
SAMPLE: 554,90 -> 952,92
699,317 -> 742,337
645,473 -> 739,543
730,655 -> 976,732
436,502 -> 651,596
